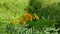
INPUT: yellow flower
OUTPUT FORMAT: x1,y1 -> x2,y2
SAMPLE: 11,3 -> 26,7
19,16 -> 24,24
19,16 -> 27,26
24,12 -> 32,21
10,18 -> 18,26
14,21 -> 18,26
23,21 -> 27,26
33,13 -> 39,20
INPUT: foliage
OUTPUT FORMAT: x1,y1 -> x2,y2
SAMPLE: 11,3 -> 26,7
0,0 -> 60,34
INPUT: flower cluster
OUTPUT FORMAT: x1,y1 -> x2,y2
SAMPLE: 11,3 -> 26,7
19,12 -> 39,26
6,12 -> 40,33
10,12 -> 39,26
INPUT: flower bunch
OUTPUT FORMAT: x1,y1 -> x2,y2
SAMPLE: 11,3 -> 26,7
19,12 -> 40,27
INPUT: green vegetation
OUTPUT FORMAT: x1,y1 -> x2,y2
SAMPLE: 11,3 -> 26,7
0,0 -> 60,34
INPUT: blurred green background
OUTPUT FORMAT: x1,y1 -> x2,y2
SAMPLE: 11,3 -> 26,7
0,0 -> 60,34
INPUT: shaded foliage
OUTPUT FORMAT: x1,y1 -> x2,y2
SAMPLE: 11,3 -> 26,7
27,0 -> 60,29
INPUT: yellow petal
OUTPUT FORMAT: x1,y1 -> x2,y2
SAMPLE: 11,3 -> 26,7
24,12 -> 32,21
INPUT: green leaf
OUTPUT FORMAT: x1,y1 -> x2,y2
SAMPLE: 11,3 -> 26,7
34,19 -> 46,28
28,21 -> 35,27
28,19 -> 55,29
46,20 -> 55,27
